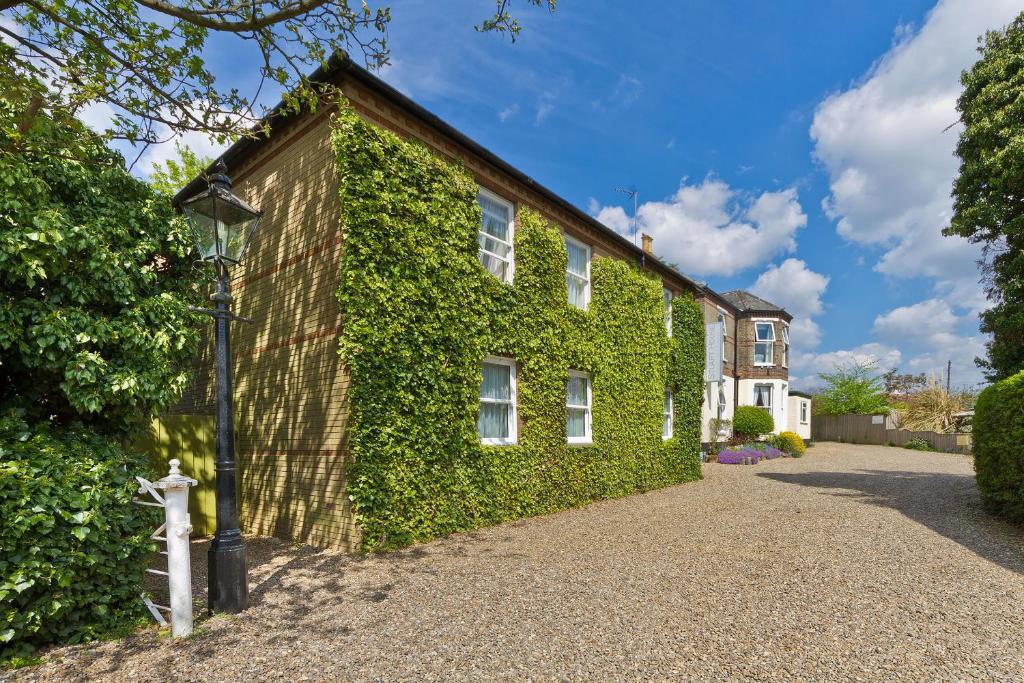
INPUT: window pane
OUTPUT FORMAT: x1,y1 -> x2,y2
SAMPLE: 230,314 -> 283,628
567,275 -> 587,308
481,363 -> 511,400
478,233 -> 512,257
567,407 -> 587,438
566,240 -> 588,276
567,375 -> 588,406
755,322 -> 775,341
664,392 -> 672,414
478,403 -> 510,439
479,193 -> 510,241
754,342 -> 768,364
479,252 -> 509,280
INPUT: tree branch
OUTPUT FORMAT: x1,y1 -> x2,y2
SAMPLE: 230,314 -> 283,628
132,0 -> 334,32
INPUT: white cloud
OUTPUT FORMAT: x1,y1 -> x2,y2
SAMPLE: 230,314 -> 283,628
750,259 -> 830,349
535,93 -> 556,124
592,178 -> 807,277
873,299 -> 960,348
810,0 -> 1019,311
790,342 -> 902,390
498,104 -> 520,122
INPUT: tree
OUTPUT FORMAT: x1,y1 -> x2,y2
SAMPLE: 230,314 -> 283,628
0,0 -> 557,152
0,92 -> 203,438
815,361 -> 889,416
882,367 -> 927,399
148,142 -> 214,196
944,12 -> 1024,382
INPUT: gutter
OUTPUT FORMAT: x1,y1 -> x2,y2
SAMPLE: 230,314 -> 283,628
172,52 -> 711,297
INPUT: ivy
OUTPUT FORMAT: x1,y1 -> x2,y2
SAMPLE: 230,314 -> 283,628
333,103 -> 703,551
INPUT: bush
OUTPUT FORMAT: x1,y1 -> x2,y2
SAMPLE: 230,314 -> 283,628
974,370 -> 1024,520
903,437 -> 937,452
0,415 -> 156,660
733,406 -> 774,440
778,431 -> 806,457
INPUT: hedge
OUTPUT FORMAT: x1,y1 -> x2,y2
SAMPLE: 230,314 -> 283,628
973,370 -> 1024,520
0,415 -> 156,661
733,406 -> 774,440
332,102 -> 704,551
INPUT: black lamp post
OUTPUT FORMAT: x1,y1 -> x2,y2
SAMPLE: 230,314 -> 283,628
180,160 -> 262,614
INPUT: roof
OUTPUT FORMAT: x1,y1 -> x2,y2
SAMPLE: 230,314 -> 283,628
720,290 -> 791,319
173,52 -> 712,300
789,390 -> 814,399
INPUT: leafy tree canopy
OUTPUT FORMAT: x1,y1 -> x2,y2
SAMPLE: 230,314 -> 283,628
814,361 -> 889,416
945,12 -> 1024,381
148,142 -> 213,196
0,92 -> 203,438
0,0 -> 556,150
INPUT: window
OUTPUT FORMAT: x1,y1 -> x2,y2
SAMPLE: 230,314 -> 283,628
478,356 -> 517,445
663,391 -> 674,440
565,235 -> 591,310
717,310 -> 727,361
717,382 -> 727,421
781,324 -> 790,368
754,322 -> 775,365
477,189 -> 514,283
566,370 -> 593,444
754,383 -> 773,415
664,288 -> 673,336
800,400 -> 808,424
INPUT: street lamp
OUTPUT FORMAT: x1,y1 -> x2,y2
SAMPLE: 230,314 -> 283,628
180,160 -> 262,614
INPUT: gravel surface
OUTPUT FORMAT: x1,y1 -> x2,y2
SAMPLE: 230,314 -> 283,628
9,442 -> 1024,682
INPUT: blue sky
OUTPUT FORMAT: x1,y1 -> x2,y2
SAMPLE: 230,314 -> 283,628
137,0 -> 1022,390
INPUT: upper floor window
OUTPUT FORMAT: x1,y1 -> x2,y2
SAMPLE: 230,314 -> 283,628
477,189 -> 514,283
781,324 -> 790,368
567,370 -> 593,444
754,383 -> 773,415
664,288 -> 673,336
754,322 -> 775,365
565,235 -> 591,310
800,400 -> 808,424
663,390 -> 674,440
479,356 -> 517,445
717,310 -> 727,360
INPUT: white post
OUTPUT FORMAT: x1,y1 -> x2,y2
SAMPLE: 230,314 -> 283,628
157,459 -> 197,638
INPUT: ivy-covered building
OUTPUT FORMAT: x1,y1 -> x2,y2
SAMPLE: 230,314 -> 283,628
171,53 -> 795,551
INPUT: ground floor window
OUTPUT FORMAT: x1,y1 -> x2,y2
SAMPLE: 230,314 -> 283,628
663,390 -> 673,440
754,383 -> 773,415
479,356 -> 517,445
800,400 -> 808,424
567,370 -> 593,444
717,383 -> 727,421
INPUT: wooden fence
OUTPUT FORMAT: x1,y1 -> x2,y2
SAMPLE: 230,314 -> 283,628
812,413 -> 971,454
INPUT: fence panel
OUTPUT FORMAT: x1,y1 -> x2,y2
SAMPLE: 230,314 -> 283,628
812,414 -> 971,454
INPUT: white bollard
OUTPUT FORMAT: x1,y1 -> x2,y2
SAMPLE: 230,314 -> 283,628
156,459 -> 197,638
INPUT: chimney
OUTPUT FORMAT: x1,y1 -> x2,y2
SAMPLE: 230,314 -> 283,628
641,233 -> 653,255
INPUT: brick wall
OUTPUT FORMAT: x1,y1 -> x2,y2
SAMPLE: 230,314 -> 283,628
734,317 -> 789,382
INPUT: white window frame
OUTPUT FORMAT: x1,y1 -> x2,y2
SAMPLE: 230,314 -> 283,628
717,382 -> 727,421
717,308 -> 727,361
664,288 -> 673,337
564,234 -> 591,310
566,370 -> 593,445
753,321 -> 775,366
663,390 -> 674,441
781,324 -> 790,368
753,383 -> 773,415
477,187 -> 515,284
479,355 -> 518,446
800,400 -> 808,424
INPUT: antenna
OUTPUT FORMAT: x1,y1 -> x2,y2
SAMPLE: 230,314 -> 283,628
616,187 -> 639,247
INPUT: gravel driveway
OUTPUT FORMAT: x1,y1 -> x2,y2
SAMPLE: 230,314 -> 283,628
10,443 -> 1024,681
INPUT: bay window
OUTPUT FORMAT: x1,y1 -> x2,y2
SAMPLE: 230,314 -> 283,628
479,356 -> 517,445
477,189 -> 514,283
567,370 -> 593,444
754,322 -> 775,365
565,235 -> 591,310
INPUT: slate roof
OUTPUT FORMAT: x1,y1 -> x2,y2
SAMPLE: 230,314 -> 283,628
720,290 -> 791,318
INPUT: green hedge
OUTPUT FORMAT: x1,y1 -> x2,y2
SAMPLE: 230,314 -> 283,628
0,415 -> 156,660
733,406 -> 774,439
333,103 -> 704,551
973,370 -> 1024,520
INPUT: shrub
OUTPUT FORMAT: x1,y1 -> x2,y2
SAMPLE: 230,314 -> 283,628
0,415 -> 156,660
778,431 -> 806,457
903,437 -> 937,452
733,406 -> 774,440
974,370 -> 1024,520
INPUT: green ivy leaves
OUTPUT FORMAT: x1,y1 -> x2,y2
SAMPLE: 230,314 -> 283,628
333,102 -> 703,552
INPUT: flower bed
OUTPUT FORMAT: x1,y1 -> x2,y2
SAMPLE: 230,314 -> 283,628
716,444 -> 787,465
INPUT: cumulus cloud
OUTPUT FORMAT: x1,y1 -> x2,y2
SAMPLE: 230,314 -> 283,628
873,299 -> 960,349
789,342 -> 902,390
749,259 -> 830,349
810,0 -> 1019,310
593,178 -> 807,277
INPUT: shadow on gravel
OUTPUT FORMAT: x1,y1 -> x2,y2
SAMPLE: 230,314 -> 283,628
759,469 -> 1024,575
